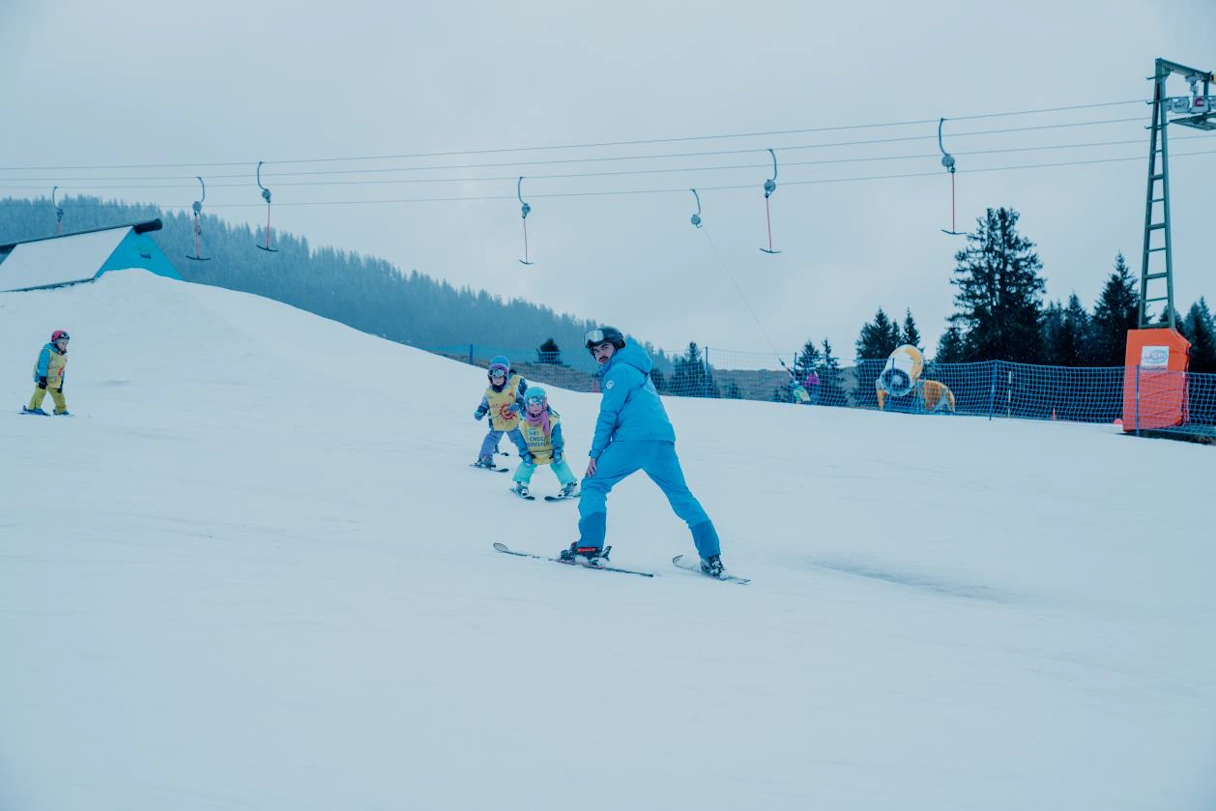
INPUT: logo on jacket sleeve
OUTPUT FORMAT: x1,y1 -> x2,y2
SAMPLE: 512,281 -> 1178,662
605,380 -> 615,389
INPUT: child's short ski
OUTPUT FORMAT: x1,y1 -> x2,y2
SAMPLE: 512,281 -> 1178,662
510,486 -> 535,501
20,406 -> 49,416
672,554 -> 750,584
470,463 -> 509,473
493,542 -> 654,578
543,493 -> 580,502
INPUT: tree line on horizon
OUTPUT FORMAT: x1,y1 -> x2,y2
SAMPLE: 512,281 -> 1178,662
2,198 -> 1212,381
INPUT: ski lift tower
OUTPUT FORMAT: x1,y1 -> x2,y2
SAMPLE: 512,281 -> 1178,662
1140,58 -> 1216,329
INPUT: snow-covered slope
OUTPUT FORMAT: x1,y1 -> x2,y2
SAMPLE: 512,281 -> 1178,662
2,272 -> 1213,810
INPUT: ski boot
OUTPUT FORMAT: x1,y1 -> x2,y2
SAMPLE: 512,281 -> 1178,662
559,480 -> 579,499
472,455 -> 496,470
54,410 -> 70,417
700,555 -> 725,579
560,543 -> 609,567
21,406 -> 48,416
510,482 -> 531,499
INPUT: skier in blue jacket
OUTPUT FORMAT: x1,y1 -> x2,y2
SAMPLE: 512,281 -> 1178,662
562,326 -> 726,577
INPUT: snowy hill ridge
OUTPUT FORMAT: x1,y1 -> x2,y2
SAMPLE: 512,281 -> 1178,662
1,271 -> 1213,811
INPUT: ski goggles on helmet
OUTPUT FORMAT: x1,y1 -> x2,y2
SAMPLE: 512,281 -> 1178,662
584,329 -> 608,346
525,394 -> 546,405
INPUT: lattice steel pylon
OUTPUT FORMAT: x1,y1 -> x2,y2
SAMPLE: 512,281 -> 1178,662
1140,58 -> 1216,329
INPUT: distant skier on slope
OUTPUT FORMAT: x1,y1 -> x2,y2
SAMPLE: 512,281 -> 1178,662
510,386 -> 579,500
23,330 -> 71,416
564,327 -> 727,577
472,355 -> 527,469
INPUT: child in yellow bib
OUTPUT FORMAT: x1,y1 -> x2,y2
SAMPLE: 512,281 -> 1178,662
23,330 -> 70,416
511,387 -> 578,500
473,356 -> 528,469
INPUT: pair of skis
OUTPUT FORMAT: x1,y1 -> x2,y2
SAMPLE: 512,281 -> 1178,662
492,542 -> 749,584
473,463 -> 580,502
512,488 -> 579,503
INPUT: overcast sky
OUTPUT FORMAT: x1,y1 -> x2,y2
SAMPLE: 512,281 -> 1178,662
2,0 -> 1213,362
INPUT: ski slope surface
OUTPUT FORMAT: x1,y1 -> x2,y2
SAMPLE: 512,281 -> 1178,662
1,271 -> 1213,811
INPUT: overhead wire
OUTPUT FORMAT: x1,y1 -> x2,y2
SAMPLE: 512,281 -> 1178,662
0,99 -> 1150,174
3,97 -> 1211,212
0,116 -> 1153,183
8,147 -> 1210,209
0,133 -> 1208,192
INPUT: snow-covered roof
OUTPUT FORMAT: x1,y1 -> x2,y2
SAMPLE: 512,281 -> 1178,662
0,220 -> 170,293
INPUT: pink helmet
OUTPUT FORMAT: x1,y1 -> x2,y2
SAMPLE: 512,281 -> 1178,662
51,330 -> 70,343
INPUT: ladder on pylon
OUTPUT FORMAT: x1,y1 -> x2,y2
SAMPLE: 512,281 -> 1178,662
1140,68 -> 1175,329
1139,58 -> 1216,329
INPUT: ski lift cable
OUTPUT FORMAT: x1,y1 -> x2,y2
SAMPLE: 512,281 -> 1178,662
253,99 -> 1148,165
0,115 -> 1155,184
7,148 -> 1214,211
698,226 -> 786,366
0,104 -> 1150,174
4,133 -> 1207,191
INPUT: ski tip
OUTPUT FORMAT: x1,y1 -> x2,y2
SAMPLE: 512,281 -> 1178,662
492,542 -> 510,552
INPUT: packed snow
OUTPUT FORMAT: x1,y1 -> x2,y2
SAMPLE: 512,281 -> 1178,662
1,271 -> 1213,810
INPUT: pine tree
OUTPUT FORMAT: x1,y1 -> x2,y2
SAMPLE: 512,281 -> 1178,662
793,339 -> 821,381
1183,298 -> 1216,373
1062,294 -> 1091,366
1089,252 -> 1139,366
669,342 -> 718,398
1044,295 -> 1090,366
855,307 -> 902,360
818,339 -> 845,406
935,325 -> 967,363
1041,300 -> 1064,364
901,309 -> 921,349
949,207 -> 1046,362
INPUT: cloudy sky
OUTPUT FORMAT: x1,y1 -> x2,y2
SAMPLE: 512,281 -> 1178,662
2,0 -> 1213,360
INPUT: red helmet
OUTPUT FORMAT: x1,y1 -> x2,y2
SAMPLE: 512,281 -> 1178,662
51,330 -> 70,343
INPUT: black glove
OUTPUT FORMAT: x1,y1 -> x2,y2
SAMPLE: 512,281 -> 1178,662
37,376 -> 47,389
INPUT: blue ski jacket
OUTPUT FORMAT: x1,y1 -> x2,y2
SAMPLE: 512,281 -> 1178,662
589,341 -> 675,458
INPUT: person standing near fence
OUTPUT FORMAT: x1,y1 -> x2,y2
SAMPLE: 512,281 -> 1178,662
803,369 -> 820,405
564,326 -> 728,578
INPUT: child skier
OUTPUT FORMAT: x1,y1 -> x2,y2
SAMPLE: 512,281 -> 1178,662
510,386 -> 578,500
23,330 -> 70,416
472,355 -> 527,469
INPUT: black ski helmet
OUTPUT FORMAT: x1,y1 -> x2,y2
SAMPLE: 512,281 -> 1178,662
584,326 -> 626,353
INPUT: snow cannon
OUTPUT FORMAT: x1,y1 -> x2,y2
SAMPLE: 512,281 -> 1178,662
877,345 -> 924,399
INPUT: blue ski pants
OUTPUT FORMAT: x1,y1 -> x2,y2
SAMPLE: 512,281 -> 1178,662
513,458 -> 577,486
479,427 -> 523,460
577,440 -> 720,559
